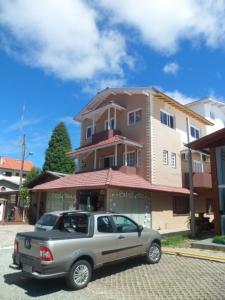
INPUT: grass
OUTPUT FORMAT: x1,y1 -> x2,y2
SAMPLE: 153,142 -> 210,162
161,235 -> 191,248
213,235 -> 225,245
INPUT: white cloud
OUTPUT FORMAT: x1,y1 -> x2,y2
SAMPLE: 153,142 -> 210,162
58,116 -> 80,127
1,1 -> 225,86
164,90 -> 197,105
163,62 -> 179,75
0,0 -> 130,81
4,117 -> 42,132
96,0 -> 225,53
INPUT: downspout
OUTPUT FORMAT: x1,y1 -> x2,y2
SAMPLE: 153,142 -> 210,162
186,117 -> 196,237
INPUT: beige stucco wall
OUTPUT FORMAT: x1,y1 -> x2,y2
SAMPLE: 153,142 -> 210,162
151,192 -> 190,230
78,90 -> 210,188
150,94 -> 209,187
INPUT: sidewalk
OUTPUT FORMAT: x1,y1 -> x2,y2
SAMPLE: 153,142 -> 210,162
163,246 -> 225,262
0,224 -> 34,249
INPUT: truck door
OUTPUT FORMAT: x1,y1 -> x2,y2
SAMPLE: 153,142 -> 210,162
111,215 -> 143,260
94,216 -> 119,264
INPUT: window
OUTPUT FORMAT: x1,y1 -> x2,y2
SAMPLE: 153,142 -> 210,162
173,197 -> 189,214
86,126 -> 92,139
124,151 -> 136,167
16,172 -> 19,176
160,110 -> 175,129
103,156 -> 115,168
190,126 -> 200,139
171,153 -> 176,168
193,160 -> 202,173
5,171 -> 12,177
128,109 -> 142,125
112,215 -> 138,233
59,214 -> 89,234
181,152 -> 188,160
210,112 -> 215,120
163,150 -> 168,165
137,150 -> 142,168
202,154 -> 210,163
105,118 -> 115,130
97,216 -> 113,233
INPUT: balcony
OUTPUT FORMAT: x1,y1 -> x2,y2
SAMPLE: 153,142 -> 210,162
92,129 -> 121,144
184,173 -> 212,189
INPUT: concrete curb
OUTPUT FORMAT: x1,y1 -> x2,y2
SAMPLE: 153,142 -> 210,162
162,249 -> 225,263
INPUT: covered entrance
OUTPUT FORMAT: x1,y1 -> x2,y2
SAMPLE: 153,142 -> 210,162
77,189 -> 105,211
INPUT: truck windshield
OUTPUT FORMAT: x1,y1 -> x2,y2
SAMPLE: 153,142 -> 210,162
37,214 -> 58,226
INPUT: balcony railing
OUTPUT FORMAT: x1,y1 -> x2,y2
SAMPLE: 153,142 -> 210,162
184,172 -> 212,189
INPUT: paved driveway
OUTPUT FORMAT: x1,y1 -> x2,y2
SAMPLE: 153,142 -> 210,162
1,248 -> 225,300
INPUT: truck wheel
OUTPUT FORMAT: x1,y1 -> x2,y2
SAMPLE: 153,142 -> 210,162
146,242 -> 161,264
66,260 -> 92,290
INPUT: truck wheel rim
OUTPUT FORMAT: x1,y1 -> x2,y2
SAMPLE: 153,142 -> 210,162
74,264 -> 89,286
149,245 -> 160,262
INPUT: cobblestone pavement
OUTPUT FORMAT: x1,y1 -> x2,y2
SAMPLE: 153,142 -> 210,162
0,225 -> 34,249
1,248 -> 225,300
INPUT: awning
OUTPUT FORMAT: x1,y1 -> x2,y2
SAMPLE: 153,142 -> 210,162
66,135 -> 143,158
32,168 -> 190,195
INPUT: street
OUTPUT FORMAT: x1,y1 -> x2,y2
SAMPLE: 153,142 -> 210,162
1,248 -> 225,300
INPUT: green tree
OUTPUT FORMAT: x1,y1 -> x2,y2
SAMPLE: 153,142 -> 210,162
18,187 -> 31,222
43,122 -> 75,173
24,167 -> 40,187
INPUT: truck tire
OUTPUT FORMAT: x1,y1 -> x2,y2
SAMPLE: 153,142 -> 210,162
146,242 -> 161,264
66,259 -> 92,290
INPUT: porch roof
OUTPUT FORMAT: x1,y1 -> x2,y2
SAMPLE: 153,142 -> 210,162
66,135 -> 143,157
32,168 -> 190,195
186,127 -> 225,150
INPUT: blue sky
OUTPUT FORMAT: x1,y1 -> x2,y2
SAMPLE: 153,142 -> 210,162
0,0 -> 225,168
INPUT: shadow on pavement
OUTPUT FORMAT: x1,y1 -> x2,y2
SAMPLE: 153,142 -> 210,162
4,257 -> 146,297
92,257 -> 146,281
4,272 -> 70,297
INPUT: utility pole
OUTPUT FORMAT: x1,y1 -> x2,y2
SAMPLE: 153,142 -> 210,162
186,117 -> 196,237
18,133 -> 26,207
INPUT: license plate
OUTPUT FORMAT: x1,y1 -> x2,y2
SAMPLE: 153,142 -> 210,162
22,264 -> 32,273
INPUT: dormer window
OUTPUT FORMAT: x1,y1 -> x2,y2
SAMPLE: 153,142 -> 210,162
105,118 -> 115,130
128,109 -> 142,126
86,126 -> 93,139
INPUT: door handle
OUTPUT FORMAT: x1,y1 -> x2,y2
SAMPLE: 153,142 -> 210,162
118,235 -> 125,239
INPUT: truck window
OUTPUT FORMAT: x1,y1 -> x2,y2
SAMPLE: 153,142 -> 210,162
97,216 -> 113,233
112,215 -> 138,233
60,214 -> 89,234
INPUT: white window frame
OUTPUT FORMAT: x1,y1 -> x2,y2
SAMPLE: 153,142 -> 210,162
163,150 -> 169,165
181,152 -> 188,160
86,126 -> 92,139
160,109 -> 175,129
193,160 -> 202,173
190,125 -> 200,139
104,118 -> 115,130
127,108 -> 142,126
171,153 -> 176,168
123,151 -> 136,167
137,149 -> 142,168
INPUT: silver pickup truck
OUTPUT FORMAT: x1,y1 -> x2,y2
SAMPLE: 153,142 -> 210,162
11,211 -> 161,290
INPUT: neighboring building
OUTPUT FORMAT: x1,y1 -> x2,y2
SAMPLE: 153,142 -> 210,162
0,157 -> 34,222
0,157 -> 34,191
186,97 -> 225,134
32,87 -> 213,232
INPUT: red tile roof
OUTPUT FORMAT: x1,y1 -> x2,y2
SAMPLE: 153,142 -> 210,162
32,168 -> 190,195
0,157 -> 34,172
66,135 -> 141,156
